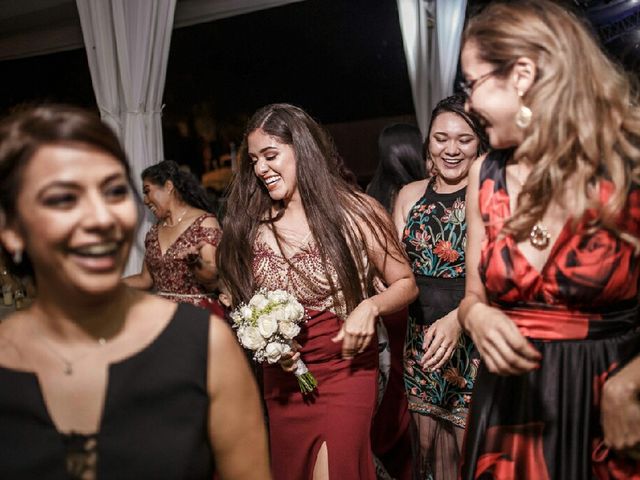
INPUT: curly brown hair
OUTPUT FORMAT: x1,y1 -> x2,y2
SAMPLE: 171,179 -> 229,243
464,0 -> 640,250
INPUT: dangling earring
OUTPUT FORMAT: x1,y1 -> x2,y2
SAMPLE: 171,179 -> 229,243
12,249 -> 22,264
515,91 -> 532,129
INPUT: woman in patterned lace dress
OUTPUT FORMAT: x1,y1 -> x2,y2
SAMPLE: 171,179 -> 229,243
217,103 -> 418,480
0,104 -> 269,479
392,95 -> 488,479
124,160 -> 223,314
458,1 -> 640,477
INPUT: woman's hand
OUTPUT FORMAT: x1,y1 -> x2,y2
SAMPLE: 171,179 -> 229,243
464,302 -> 541,375
182,241 -> 208,268
278,341 -> 301,373
180,241 -> 218,288
602,359 -> 640,452
421,309 -> 461,371
332,298 -> 378,359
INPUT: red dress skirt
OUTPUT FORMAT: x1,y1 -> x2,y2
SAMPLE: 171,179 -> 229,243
263,309 -> 378,480
461,151 -> 640,479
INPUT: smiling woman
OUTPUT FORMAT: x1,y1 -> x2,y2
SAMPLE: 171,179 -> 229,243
392,94 -> 488,480
218,103 -> 419,480
123,160 -> 223,315
0,104 -> 270,480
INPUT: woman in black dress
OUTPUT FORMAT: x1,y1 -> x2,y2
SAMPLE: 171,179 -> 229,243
0,105 -> 270,479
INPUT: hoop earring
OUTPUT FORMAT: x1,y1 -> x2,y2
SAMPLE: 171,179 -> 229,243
12,249 -> 22,264
515,91 -> 532,129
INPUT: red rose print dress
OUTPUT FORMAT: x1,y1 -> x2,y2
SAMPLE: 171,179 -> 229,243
144,213 -> 223,315
460,150 -> 640,480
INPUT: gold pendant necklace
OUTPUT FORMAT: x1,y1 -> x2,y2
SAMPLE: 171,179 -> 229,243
162,207 -> 189,228
529,222 -> 551,249
515,162 -> 551,249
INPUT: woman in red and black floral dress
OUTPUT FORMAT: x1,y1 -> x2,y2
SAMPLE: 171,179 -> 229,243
458,1 -> 640,478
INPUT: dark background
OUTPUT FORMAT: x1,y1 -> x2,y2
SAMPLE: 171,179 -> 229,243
0,0 -> 638,182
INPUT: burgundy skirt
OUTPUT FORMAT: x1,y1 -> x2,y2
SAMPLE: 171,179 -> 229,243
263,309 -> 378,480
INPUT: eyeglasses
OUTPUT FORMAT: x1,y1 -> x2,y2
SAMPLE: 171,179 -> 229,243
458,67 -> 502,98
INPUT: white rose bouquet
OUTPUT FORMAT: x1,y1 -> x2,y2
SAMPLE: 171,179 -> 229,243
230,289 -> 318,394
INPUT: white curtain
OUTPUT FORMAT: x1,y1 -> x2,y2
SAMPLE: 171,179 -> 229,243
396,0 -> 434,136
436,0 -> 467,99
397,0 -> 467,136
76,0 -> 176,275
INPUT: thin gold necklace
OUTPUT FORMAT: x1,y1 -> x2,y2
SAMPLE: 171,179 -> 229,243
162,207 -> 189,228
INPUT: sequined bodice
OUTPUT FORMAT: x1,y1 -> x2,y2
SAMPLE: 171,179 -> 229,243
252,228 -> 361,319
144,213 -> 221,303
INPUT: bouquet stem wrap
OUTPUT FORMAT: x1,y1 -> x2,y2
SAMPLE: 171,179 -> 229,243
293,358 -> 318,394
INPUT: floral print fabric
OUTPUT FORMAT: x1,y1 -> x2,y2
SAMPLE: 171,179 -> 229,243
460,150 -> 640,480
401,180 -> 478,427
402,181 -> 466,279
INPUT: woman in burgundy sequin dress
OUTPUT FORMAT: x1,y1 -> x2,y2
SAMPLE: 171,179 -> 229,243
218,104 -> 418,480
125,161 -> 224,315
457,1 -> 640,478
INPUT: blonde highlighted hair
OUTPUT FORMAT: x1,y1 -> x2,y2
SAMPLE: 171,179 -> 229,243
464,0 -> 640,249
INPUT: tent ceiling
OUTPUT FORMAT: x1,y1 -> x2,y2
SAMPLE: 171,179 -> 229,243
0,0 -> 304,61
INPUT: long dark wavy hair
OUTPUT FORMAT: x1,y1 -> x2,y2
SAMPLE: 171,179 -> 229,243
366,124 -> 425,212
425,95 -> 490,177
217,103 -> 406,309
141,160 -> 213,213
0,104 -> 133,278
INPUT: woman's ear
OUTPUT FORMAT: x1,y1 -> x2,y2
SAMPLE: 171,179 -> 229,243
511,56 -> 537,95
0,227 -> 25,261
164,179 -> 175,196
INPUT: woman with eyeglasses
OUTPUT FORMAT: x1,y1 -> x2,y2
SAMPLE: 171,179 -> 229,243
392,95 -> 488,479
458,1 -> 640,477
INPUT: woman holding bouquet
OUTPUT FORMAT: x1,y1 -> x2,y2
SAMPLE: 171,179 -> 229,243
218,103 -> 418,480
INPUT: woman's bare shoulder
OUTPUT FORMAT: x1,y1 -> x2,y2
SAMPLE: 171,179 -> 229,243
396,179 -> 429,211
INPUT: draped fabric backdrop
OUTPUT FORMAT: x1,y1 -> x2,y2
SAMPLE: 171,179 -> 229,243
396,0 -> 434,137
397,0 -> 467,136
436,0 -> 467,99
76,0 -> 176,275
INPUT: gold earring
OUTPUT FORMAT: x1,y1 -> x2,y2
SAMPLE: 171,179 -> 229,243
515,91 -> 532,129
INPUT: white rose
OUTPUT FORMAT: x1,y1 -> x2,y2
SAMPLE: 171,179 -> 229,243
238,326 -> 266,351
248,293 -> 269,310
272,306 -> 288,323
240,306 -> 254,321
284,303 -> 304,322
279,321 -> 301,340
257,312 -> 278,338
267,290 -> 289,303
264,342 -> 286,364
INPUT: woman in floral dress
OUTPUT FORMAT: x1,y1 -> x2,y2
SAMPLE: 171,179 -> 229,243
124,160 -> 223,314
393,95 -> 488,479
